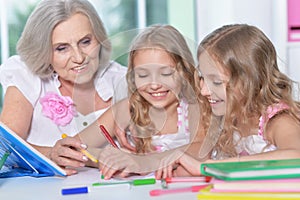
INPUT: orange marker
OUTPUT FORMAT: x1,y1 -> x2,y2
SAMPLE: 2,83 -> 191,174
61,133 -> 98,163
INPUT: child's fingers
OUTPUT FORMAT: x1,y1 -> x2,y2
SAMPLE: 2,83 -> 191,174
118,171 -> 130,178
100,166 -> 116,179
115,128 -> 136,152
162,164 -> 175,179
155,169 -> 163,180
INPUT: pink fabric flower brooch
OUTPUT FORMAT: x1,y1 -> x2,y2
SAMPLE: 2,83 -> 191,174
40,92 -> 78,126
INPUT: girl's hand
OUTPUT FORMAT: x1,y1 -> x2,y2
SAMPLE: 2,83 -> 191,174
176,153 -> 202,176
113,125 -> 136,152
155,150 -> 203,179
172,165 -> 193,177
98,146 -> 140,179
155,149 -> 185,179
48,136 -> 88,175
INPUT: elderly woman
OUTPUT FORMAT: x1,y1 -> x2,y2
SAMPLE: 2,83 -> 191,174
0,0 -> 127,175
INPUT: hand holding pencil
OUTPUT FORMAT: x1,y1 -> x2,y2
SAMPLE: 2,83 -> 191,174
47,133 -> 98,175
61,133 -> 98,163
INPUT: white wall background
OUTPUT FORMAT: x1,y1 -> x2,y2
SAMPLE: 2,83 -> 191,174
195,0 -> 300,84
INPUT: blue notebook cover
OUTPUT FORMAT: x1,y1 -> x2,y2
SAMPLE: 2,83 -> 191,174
0,122 -> 66,178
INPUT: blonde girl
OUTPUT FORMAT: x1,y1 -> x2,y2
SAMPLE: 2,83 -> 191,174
155,24 -> 300,177
123,24 -> 199,153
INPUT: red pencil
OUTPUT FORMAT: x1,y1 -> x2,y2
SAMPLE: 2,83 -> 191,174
99,125 -> 119,148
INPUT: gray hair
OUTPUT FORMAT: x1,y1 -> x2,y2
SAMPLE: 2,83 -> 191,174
17,0 -> 111,79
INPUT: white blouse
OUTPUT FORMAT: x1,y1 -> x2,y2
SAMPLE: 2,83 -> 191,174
0,55 -> 127,146
234,132 -> 276,156
151,99 -> 190,152
124,99 -> 191,152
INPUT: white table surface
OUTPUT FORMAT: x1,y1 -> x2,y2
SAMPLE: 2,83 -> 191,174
0,167 -> 204,200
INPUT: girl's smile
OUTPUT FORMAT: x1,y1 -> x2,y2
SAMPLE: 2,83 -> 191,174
198,52 -> 228,116
133,49 -> 181,108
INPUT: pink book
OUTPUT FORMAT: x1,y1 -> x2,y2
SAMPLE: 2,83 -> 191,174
211,178 -> 300,193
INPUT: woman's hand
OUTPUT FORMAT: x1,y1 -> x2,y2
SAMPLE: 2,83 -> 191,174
48,136 -> 88,175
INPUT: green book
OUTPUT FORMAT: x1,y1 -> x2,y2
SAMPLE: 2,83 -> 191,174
200,159 -> 300,181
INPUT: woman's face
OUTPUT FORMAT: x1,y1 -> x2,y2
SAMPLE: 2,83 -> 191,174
133,49 -> 181,108
198,52 -> 229,116
51,13 -> 100,84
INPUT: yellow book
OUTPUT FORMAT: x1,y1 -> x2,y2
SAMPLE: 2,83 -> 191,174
197,186 -> 300,200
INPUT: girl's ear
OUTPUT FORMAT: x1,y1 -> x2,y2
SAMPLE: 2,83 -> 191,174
194,71 -> 202,86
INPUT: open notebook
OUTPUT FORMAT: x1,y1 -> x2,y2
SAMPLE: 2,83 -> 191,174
0,122 -> 66,177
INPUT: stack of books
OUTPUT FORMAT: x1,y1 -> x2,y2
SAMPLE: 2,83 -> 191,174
197,159 -> 300,199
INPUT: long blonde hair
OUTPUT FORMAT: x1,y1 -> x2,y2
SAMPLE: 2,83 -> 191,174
127,25 -> 197,153
197,24 -> 300,158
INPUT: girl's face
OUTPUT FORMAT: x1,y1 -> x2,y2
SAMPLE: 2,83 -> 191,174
133,49 -> 181,108
198,52 -> 229,116
51,13 -> 101,84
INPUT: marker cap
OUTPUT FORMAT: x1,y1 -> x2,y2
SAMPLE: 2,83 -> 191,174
132,178 -> 156,186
